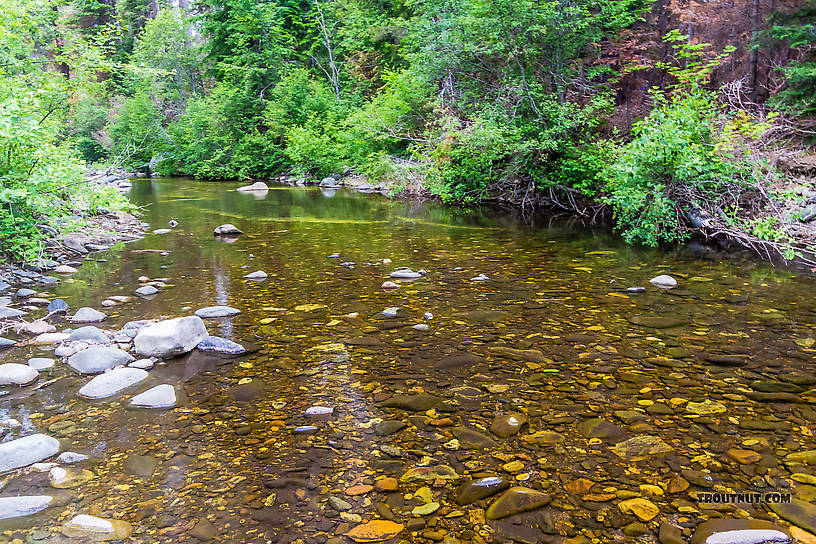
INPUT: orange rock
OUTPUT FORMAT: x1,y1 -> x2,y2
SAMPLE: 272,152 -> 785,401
791,527 -> 816,544
726,448 -> 762,464
564,478 -> 595,496
346,520 -> 404,542
430,418 -> 454,427
345,484 -> 374,496
374,478 -> 398,492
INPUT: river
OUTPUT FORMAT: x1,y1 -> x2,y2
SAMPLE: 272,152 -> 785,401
0,177 -> 815,543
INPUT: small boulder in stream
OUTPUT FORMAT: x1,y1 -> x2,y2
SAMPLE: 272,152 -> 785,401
78,367 -> 148,399
70,307 -> 107,323
0,363 -> 39,386
67,346 -> 135,374
196,336 -> 246,356
213,224 -> 242,236
0,496 -> 53,520
130,384 -> 177,408
0,434 -> 60,472
134,316 -> 208,357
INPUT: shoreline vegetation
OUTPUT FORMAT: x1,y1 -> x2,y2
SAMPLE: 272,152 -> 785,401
1,0 -> 815,264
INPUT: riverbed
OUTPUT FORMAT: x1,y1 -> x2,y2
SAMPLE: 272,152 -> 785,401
0,178 -> 815,543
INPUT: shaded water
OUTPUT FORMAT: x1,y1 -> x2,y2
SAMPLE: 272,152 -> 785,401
1,178 -> 816,543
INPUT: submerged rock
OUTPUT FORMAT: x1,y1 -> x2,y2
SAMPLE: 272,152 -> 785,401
196,335 -> 246,356
129,384 -> 176,409
28,357 -> 55,371
400,465 -> 458,483
0,434 -> 60,472
486,487 -> 551,520
490,413 -> 528,438
769,499 -> 816,534
78,367 -> 148,399
195,306 -> 241,318
456,477 -> 510,505
134,316 -> 208,357
690,519 -> 790,544
611,435 -> 674,461
49,466 -> 95,488
0,496 -> 53,520
0,363 -> 39,386
452,426 -> 497,449
67,346 -> 135,374
345,520 -> 404,542
62,514 -> 133,541
379,394 -> 439,411
628,315 -> 686,329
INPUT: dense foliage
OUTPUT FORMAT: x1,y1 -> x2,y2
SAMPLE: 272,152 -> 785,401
3,0 -> 813,261
0,0 -> 129,260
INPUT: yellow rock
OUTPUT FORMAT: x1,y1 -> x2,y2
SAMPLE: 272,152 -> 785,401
345,520 -> 404,542
618,498 -> 660,521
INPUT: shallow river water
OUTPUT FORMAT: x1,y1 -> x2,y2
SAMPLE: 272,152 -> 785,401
1,178 -> 816,544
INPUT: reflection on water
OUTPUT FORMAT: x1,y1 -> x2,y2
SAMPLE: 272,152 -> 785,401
1,178 -> 815,543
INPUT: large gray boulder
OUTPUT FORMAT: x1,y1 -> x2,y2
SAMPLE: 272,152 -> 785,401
78,367 -> 148,399
0,434 -> 60,473
133,316 -> 208,357
67,346 -> 135,374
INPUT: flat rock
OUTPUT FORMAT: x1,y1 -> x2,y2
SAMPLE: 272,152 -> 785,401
456,477 -> 510,505
488,346 -> 549,363
237,181 -> 269,192
78,367 -> 148,399
0,496 -> 53,520
611,435 -> 674,461
769,499 -> 816,534
34,332 -> 69,344
375,421 -> 407,436
196,336 -> 246,356
134,316 -> 208,357
486,487 -> 551,520
0,337 -> 15,348
453,426 -> 497,449
28,357 -> 55,371
618,498 -> 660,521
71,307 -> 106,323
130,384 -> 176,408
54,265 -> 78,274
195,306 -> 241,318
62,514 -> 133,540
0,363 -> 39,385
0,434 -> 60,472
379,394 -> 439,411
400,465 -> 458,483
0,307 -> 27,319
389,269 -> 422,280
69,326 -> 110,344
577,418 -> 629,442
346,520 -> 404,542
22,320 -> 55,335
629,315 -> 686,328
49,466 -> 95,488
67,346 -> 135,374
690,519 -> 791,544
